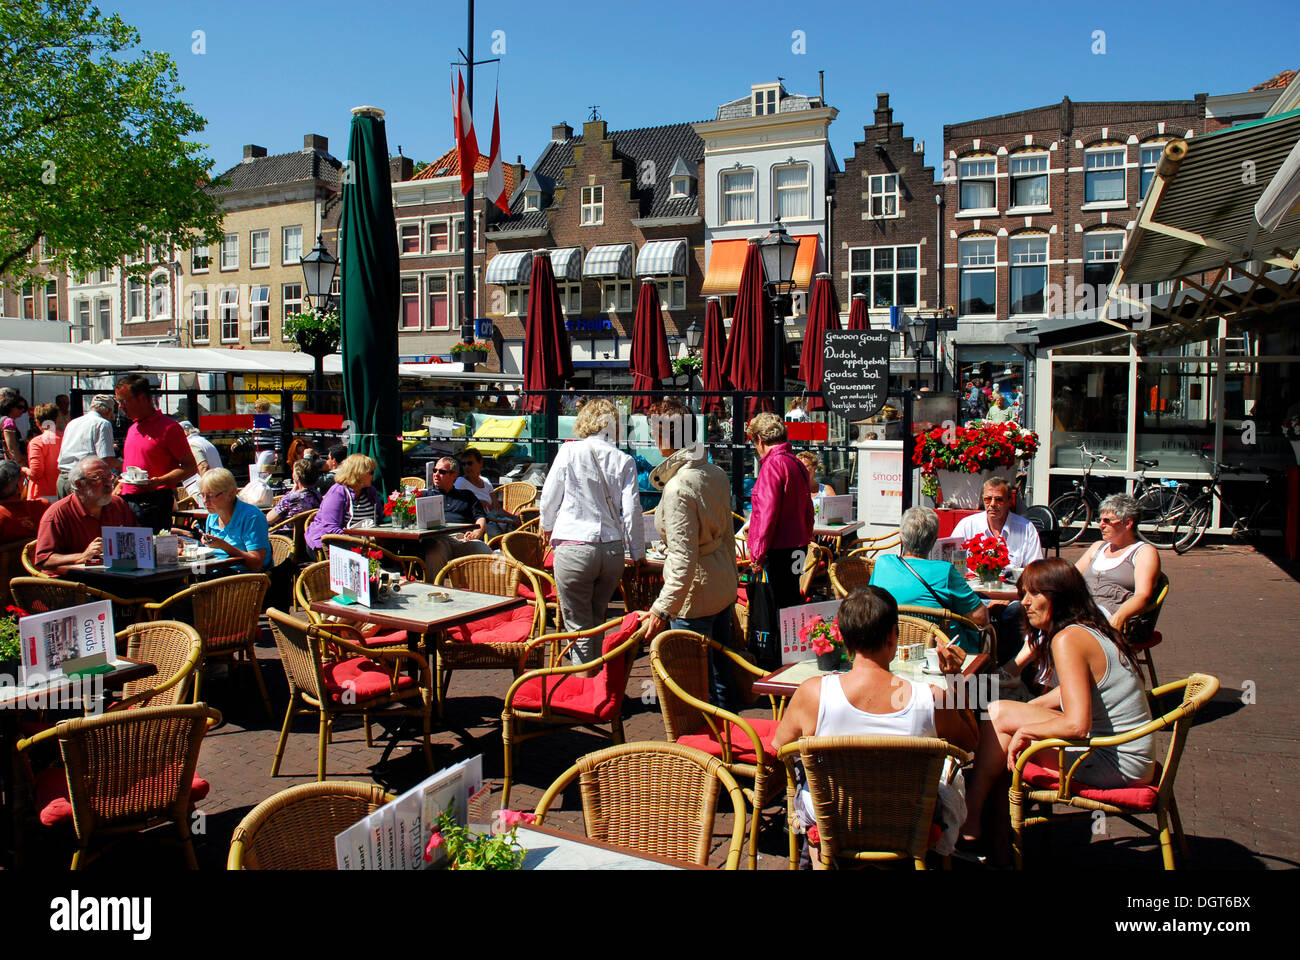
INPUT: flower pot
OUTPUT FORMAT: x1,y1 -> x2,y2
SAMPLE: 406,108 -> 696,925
295,329 -> 337,358
816,651 -> 842,672
936,469 -> 1001,510
457,349 -> 487,365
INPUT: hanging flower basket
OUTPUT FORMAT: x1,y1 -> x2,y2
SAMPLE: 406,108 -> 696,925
913,422 -> 1039,509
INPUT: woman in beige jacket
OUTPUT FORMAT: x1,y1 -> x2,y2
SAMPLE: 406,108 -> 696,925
643,400 -> 740,709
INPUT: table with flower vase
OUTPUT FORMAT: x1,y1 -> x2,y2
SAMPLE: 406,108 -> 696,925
507,823 -> 701,870
752,650 -> 989,710
967,577 -> 1019,602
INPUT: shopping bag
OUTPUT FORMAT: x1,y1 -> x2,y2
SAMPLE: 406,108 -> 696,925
745,570 -> 781,670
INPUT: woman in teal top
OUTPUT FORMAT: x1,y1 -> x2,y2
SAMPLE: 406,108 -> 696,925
869,506 -> 989,653
199,468 -> 270,572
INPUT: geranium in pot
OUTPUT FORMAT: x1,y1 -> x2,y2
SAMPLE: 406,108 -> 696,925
450,341 -> 491,365
424,804 -> 533,870
385,488 -> 417,528
800,614 -> 846,671
912,422 -> 1040,510
0,604 -> 24,679
963,534 -> 1010,587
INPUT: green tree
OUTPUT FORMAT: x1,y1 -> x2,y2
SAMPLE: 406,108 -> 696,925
0,0 -> 224,281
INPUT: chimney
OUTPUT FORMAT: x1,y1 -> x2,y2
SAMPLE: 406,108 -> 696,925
303,134 -> 328,152
551,122 -> 573,142
583,119 -> 606,142
509,159 -> 525,187
874,93 -> 892,127
242,144 -> 267,162
389,156 -> 413,182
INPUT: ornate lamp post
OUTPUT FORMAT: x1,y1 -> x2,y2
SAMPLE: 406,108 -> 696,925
757,219 -> 799,400
298,234 -> 339,399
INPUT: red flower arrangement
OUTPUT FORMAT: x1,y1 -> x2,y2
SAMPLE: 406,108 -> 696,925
912,422 -> 1039,476
351,547 -> 385,579
799,614 -> 843,657
963,534 -> 1010,581
385,488 -> 417,526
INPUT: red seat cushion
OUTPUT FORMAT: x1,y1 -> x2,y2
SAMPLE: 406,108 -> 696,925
363,629 -> 410,648
321,657 -> 416,703
516,581 -> 557,603
1021,760 -> 1161,812
678,717 -> 779,765
1130,630 -> 1162,651
35,766 -> 211,827
510,613 -> 642,722
444,603 -> 534,646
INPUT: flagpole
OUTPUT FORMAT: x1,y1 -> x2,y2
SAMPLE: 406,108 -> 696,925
462,0 -> 475,345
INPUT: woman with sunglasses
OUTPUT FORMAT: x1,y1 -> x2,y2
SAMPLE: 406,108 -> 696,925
1075,493 -> 1161,632
959,558 -> 1155,852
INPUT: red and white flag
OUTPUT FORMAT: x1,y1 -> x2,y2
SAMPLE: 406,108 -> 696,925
452,71 -> 479,196
485,94 -> 510,214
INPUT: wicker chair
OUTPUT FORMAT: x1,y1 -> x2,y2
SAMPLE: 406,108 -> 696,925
648,629 -> 781,869
846,531 -> 901,560
268,508 -> 316,564
431,554 -> 546,716
1123,573 -> 1170,688
319,533 -> 427,582
1011,672 -> 1218,870
228,780 -> 396,869
619,561 -> 665,613
10,575 -> 154,629
0,537 -> 32,603
498,481 -> 538,515
897,604 -> 995,657
500,613 -> 647,809
799,542 -> 833,600
142,573 -> 273,718
20,540 -> 49,578
15,703 -> 221,869
896,614 -> 953,650
268,533 -> 295,568
515,514 -> 541,535
778,735 -> 970,869
534,741 -> 747,869
294,560 -> 409,655
265,608 -> 434,780
111,620 -> 204,711
828,556 -> 874,599
399,476 -> 427,491
500,530 -> 562,628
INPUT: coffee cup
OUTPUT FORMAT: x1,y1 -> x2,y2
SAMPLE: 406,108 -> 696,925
924,648 -> 941,672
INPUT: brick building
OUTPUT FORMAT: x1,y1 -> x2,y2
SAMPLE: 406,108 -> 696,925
0,238 -> 67,329
485,117 -> 705,387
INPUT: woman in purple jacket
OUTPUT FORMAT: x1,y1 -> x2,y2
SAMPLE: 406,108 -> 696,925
745,413 -> 814,615
305,453 -> 383,551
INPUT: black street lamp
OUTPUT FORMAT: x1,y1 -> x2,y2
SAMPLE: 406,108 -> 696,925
757,220 -> 799,400
685,319 -> 702,352
299,234 -> 339,400
907,313 -> 928,390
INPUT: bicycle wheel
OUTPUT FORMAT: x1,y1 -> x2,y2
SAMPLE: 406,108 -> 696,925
1172,502 -> 1210,554
1143,491 -> 1191,550
1050,491 -> 1092,546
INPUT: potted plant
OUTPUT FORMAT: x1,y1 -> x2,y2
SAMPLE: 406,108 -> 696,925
800,614 -> 845,671
963,533 -> 1010,587
912,422 -> 1040,509
424,804 -> 534,870
283,306 -> 340,358
450,341 -> 491,366
385,488 -> 417,529
353,547 -> 387,602
0,604 -> 24,679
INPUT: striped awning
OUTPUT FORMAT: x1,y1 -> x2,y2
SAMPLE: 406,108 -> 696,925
485,250 -> 532,285
583,243 -> 633,278
636,239 -> 688,276
549,246 -> 583,281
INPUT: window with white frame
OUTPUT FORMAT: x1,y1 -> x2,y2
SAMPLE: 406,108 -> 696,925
95,299 -> 110,340
399,223 -> 421,255
219,288 -> 239,342
454,216 -> 479,251
868,174 -> 900,218
1084,147 -> 1126,203
1009,235 -> 1048,315
670,176 -> 690,199
20,283 -> 35,320
752,86 -> 778,116
958,156 -> 997,211
559,283 -> 581,316
329,275 -> 340,298
849,245 -> 919,308
453,272 -> 473,326
654,279 -> 686,310
127,280 -> 145,321
603,280 -> 634,312
45,281 -> 58,321
76,300 -> 91,341
40,238 -> 53,262
127,248 -> 145,266
1139,142 -> 1166,198
580,186 -> 604,226
1009,152 -> 1049,208
282,225 -> 303,264
400,276 -> 421,330
773,163 -> 810,220
721,168 -> 756,223
281,283 -> 302,339
506,286 -> 529,317
220,233 -> 238,270
192,245 -> 210,273
192,289 -> 210,342
150,273 -> 170,318
426,275 -> 449,330
958,237 -> 996,315
250,229 -> 270,267
250,285 -> 270,340
523,190 -> 541,211
426,220 -> 449,253
1083,230 -> 1125,294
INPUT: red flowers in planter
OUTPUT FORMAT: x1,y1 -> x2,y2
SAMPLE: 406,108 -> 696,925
913,422 -> 1040,476
963,534 -> 1009,581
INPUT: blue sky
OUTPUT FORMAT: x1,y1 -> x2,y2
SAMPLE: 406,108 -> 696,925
101,0 -> 1295,176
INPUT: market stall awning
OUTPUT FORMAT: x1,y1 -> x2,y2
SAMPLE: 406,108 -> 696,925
635,239 -> 688,276
582,243 -> 633,279
549,246 -> 582,281
485,250 -> 532,285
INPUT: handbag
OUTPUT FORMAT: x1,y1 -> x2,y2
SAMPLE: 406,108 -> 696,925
745,568 -> 781,669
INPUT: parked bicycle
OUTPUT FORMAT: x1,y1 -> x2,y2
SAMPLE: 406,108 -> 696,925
1049,444 -> 1118,546
1165,454 -> 1286,554
1050,444 -> 1187,548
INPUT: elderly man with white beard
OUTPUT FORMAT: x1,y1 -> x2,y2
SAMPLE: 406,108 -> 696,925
34,456 -> 139,573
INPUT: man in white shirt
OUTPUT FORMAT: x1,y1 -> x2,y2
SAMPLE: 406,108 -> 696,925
952,476 -> 1042,569
179,420 -> 223,475
56,395 -> 120,498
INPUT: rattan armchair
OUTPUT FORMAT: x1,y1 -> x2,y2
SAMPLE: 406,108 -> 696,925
799,542 -> 833,600
268,533 -> 295,568
500,529 -> 562,628
265,608 -> 434,780
111,620 -> 204,711
1123,573 -> 1170,688
294,560 -> 409,656
268,508 -> 316,564
648,628 -> 781,869
16,703 -> 221,869
897,604 -> 995,657
846,531 -> 901,559
500,613 -> 647,809
828,556 -> 874,599
142,573 -> 273,718
896,614 -> 954,650
319,533 -> 427,582
1010,672 -> 1219,870
10,575 -> 154,627
498,481 -> 538,515
534,741 -> 747,869
779,735 -> 970,869
399,476 -> 427,491
228,780 -> 396,869
619,560 -> 665,613
430,554 -> 545,716
20,540 -> 49,578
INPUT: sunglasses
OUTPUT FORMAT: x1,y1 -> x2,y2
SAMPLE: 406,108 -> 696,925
1098,516 -> 1121,525
433,468 -> 455,475
983,496 -> 1008,505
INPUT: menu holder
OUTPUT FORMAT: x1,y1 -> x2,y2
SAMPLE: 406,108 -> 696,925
415,494 -> 445,530
18,599 -> 116,685
102,526 -> 154,571
328,544 -> 370,607
814,494 -> 854,526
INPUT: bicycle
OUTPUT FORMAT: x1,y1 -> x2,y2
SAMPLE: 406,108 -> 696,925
1049,444 -> 1117,545
1050,444 -> 1188,549
1167,454 -> 1287,554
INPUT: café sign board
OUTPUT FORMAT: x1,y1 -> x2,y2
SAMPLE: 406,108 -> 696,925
821,330 -> 891,422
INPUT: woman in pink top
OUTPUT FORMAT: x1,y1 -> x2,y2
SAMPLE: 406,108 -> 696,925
24,402 -> 62,501
745,413 -> 814,616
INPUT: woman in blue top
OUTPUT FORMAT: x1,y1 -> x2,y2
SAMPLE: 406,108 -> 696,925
869,506 -> 989,653
198,467 -> 270,571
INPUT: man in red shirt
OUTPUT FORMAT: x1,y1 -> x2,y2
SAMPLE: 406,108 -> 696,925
35,457 -> 137,572
115,374 -> 198,532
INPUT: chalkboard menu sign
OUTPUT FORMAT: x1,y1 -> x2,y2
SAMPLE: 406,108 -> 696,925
821,330 -> 891,422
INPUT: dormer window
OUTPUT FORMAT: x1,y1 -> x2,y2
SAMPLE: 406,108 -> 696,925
752,84 -> 779,116
670,176 -> 689,199
523,190 -> 541,212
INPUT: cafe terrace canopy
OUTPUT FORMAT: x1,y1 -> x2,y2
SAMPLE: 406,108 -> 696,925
721,240 -> 774,415
521,251 -> 573,413
699,297 -> 730,416
629,280 -> 672,412
799,272 -> 840,410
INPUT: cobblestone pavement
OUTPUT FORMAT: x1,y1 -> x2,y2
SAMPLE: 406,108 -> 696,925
18,542 -> 1299,871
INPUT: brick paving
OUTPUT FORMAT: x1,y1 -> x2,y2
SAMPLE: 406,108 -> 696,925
16,541 -> 1300,870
